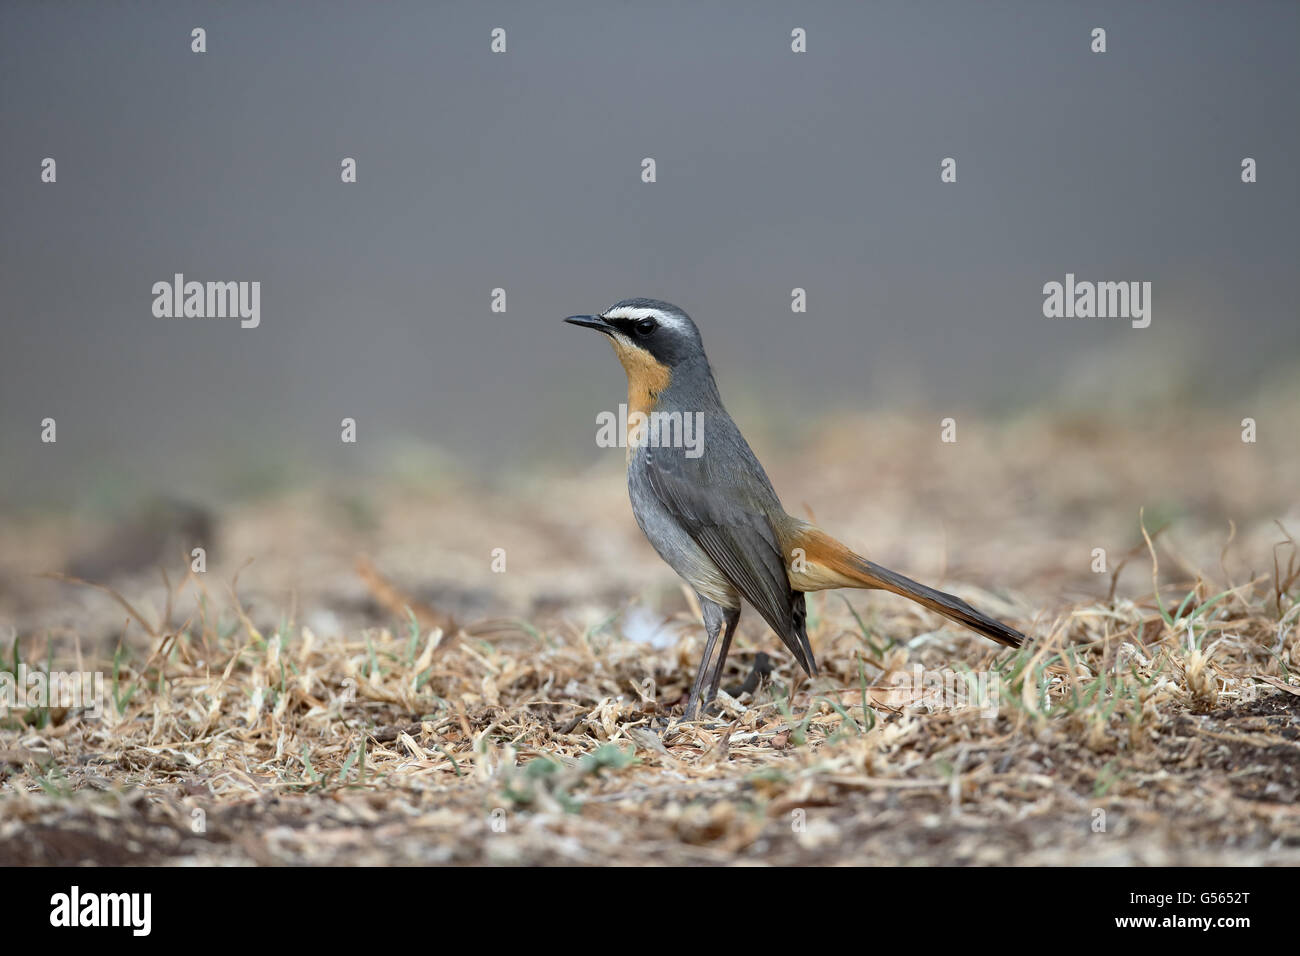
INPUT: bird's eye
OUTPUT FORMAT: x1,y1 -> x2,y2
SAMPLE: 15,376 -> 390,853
635,318 -> 657,336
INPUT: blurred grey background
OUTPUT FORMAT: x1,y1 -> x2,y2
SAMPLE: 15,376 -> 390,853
2,0 -> 1297,509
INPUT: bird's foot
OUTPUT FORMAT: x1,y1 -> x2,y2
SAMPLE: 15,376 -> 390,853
677,692 -> 703,723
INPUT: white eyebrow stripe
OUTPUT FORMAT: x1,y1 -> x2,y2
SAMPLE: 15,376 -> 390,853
602,306 -> 688,332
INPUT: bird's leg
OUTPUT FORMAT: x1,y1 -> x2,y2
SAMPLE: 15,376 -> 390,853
682,604 -> 725,721
703,607 -> 741,709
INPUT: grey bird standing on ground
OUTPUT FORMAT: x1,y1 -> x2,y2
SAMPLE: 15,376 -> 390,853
566,299 -> 1025,719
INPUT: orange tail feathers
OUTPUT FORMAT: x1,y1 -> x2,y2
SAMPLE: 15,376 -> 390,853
788,526 -> 1025,649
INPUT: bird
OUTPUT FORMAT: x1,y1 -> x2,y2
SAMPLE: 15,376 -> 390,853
566,299 -> 1026,720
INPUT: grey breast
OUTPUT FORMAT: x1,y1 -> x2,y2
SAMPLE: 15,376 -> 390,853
628,441 -> 740,609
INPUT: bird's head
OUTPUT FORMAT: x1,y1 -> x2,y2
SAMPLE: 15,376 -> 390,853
564,299 -> 706,374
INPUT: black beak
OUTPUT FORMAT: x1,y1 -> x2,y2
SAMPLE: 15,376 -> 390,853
564,314 -> 613,334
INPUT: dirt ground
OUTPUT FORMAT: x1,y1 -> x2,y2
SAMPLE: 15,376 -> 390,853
1,400 -> 1298,865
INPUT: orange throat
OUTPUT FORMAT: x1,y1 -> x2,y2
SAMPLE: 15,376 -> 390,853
609,337 -> 672,449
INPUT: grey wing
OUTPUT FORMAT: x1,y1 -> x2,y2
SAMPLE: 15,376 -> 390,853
641,432 -> 816,674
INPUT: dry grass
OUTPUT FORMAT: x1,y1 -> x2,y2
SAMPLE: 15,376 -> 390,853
1,400 -> 1298,865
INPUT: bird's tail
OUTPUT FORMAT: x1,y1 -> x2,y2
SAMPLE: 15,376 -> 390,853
786,526 -> 1025,649
849,557 -> 1024,648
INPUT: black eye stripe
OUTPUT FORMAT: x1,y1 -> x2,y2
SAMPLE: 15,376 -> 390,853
605,316 -> 660,337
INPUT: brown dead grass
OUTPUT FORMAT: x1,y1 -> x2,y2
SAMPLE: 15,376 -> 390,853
1,402 -> 1298,865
